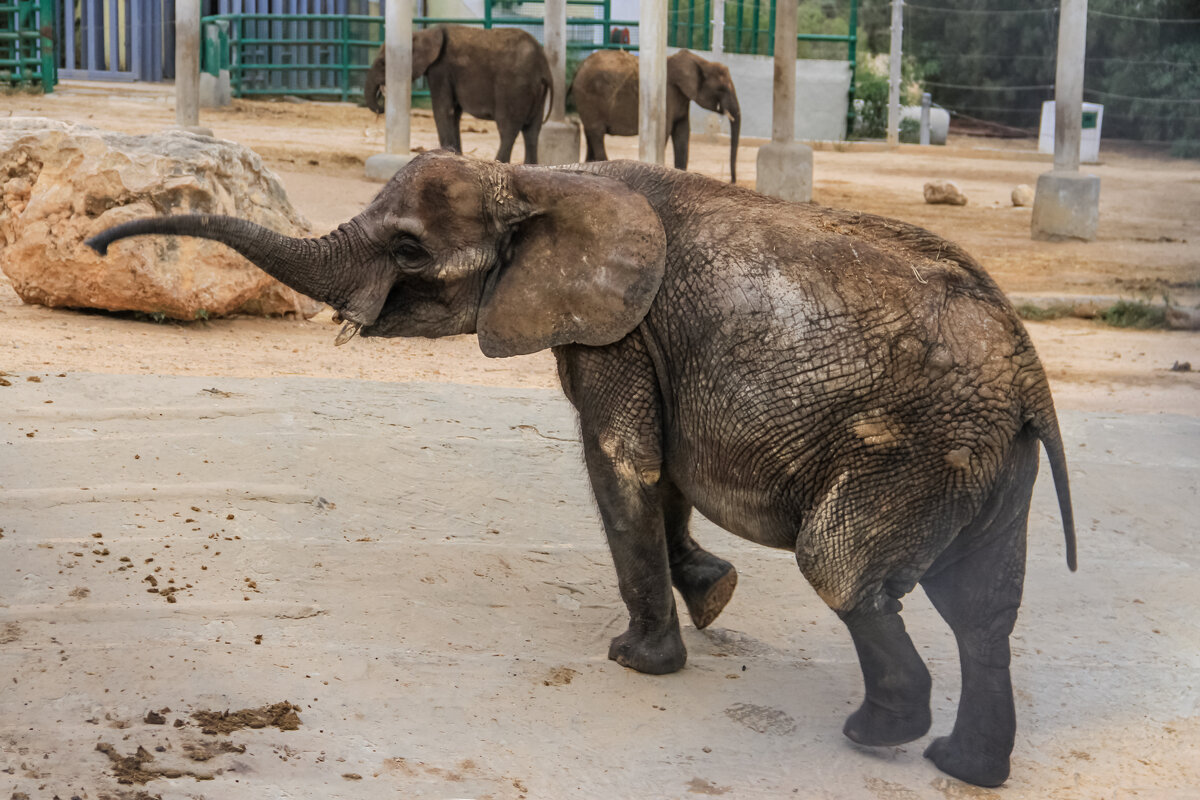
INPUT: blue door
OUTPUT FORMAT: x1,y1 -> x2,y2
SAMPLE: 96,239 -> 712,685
57,0 -> 172,81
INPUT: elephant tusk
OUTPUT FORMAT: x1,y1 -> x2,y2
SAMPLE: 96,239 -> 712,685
334,320 -> 362,346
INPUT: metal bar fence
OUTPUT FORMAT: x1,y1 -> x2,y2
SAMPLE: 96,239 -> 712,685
0,0 -> 56,89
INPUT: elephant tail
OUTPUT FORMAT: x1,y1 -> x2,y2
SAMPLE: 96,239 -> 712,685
1022,361 -> 1078,572
543,74 -> 554,124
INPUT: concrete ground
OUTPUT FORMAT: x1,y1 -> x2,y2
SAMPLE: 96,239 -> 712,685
2,372 -> 1197,799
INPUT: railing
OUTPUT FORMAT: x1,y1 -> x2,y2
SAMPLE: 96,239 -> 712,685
0,0 -> 55,90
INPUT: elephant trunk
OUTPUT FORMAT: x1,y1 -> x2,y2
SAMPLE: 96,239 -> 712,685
726,93 -> 741,184
364,56 -> 385,114
86,215 -> 383,328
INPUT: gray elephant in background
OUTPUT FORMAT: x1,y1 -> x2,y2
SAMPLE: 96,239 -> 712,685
88,151 -> 1077,789
570,48 -> 742,181
364,25 -> 552,164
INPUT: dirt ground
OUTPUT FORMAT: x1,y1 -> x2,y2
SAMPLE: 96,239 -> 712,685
1,83 -> 1199,800
1,82 -> 1198,410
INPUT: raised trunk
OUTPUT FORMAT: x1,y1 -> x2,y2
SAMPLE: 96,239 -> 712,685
86,214 -> 376,322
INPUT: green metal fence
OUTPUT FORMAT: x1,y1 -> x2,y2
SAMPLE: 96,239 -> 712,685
0,0 -> 56,91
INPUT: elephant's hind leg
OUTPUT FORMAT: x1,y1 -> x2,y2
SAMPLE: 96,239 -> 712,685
798,474 -> 935,748
663,480 -> 737,630
919,427 -> 1039,788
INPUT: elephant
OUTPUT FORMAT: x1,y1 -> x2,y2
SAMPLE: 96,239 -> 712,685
364,25 -> 552,164
570,48 -> 742,182
88,151 -> 1076,789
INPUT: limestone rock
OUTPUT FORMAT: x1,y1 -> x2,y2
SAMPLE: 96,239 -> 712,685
1011,184 -> 1035,207
923,179 -> 968,206
0,118 -> 321,320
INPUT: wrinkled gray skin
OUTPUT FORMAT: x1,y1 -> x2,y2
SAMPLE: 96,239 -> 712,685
570,49 -> 742,182
364,25 -> 552,164
88,152 -> 1076,789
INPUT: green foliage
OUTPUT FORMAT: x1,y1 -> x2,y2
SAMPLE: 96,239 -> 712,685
853,55 -> 889,139
1015,303 -> 1074,322
1100,300 -> 1167,329
899,116 -> 920,143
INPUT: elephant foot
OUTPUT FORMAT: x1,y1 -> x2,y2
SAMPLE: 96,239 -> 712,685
843,699 -> 931,747
924,735 -> 1010,788
672,552 -> 738,630
608,625 -> 687,675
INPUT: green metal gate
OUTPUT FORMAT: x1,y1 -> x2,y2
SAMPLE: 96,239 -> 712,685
0,0 -> 56,90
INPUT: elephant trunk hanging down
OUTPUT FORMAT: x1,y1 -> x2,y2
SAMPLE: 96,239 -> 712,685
88,151 -> 1076,789
570,48 -> 742,182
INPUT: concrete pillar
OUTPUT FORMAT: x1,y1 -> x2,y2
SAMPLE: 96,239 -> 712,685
365,0 -> 414,182
886,0 -> 903,147
639,0 -> 667,166
712,0 -> 725,58
173,0 -> 213,136
538,0 -> 581,165
1032,0 -> 1099,241
755,0 -> 812,201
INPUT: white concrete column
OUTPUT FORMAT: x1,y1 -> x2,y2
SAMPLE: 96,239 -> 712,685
1032,0 -> 1099,241
639,0 -> 668,166
545,0 -> 567,121
365,0 -> 414,181
1052,0 -> 1086,172
755,0 -> 812,202
771,0 -> 797,144
539,0 -> 582,164
886,0 -> 903,147
173,0 -> 211,135
712,0 -> 725,59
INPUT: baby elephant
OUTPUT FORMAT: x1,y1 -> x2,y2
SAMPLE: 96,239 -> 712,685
571,48 -> 741,182
365,25 -> 552,163
88,152 -> 1075,788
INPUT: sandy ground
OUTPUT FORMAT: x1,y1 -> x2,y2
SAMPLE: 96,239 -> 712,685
1,83 -> 1199,799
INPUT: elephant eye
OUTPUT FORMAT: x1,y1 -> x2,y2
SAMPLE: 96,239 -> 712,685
391,236 -> 428,266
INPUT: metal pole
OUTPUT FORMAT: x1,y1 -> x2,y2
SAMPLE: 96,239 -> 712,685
545,0 -> 567,121
385,0 -> 413,157
772,0 -> 797,144
175,0 -> 201,129
887,0 -> 902,146
1053,0 -> 1086,171
639,0 -> 668,165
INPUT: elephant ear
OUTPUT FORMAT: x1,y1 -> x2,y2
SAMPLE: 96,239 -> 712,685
476,168 -> 666,358
412,26 -> 445,78
671,50 -> 703,101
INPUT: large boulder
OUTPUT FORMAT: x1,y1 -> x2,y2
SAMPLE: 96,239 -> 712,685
0,118 -> 321,320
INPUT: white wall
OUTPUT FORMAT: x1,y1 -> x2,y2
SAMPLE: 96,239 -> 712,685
669,48 -> 851,142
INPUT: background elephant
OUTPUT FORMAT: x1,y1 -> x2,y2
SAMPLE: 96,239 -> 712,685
89,152 -> 1076,789
364,25 -> 552,164
570,48 -> 741,182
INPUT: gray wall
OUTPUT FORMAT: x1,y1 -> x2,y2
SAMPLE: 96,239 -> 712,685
669,48 -> 852,142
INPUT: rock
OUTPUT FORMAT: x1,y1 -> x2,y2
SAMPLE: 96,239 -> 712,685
0,117 -> 321,320
1011,183 -> 1035,206
923,180 -> 968,206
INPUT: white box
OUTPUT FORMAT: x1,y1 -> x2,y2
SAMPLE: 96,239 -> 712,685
1038,101 -> 1104,163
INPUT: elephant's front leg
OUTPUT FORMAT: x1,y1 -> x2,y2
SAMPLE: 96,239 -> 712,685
581,433 -> 686,674
558,341 -> 685,675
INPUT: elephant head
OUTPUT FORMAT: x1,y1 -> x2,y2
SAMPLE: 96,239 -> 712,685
672,50 -> 741,183
363,27 -> 446,114
86,152 -> 667,358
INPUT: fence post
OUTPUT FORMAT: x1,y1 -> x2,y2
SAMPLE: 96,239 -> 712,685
540,0 -> 581,164
712,0 -> 724,57
755,0 -> 812,201
1032,0 -> 1099,241
365,0 -> 414,181
886,0 -> 902,146
174,0 -> 212,135
639,0 -> 667,166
